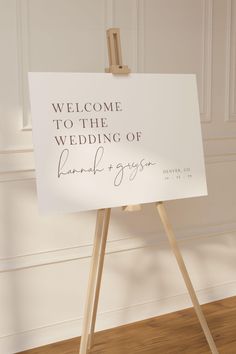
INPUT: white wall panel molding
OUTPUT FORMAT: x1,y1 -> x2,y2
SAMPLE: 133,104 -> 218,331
1,278 -> 236,354
0,171 -> 35,183
2,222 -> 236,273
16,0 -> 31,131
206,154 -> 236,164
104,0 -> 114,68
136,0 -> 145,72
140,0 -> 213,123
200,0 -> 213,123
105,0 -> 114,29
16,0 -> 111,132
14,0 -> 214,128
0,149 -> 34,176
225,0 -> 236,122
204,136 -> 236,161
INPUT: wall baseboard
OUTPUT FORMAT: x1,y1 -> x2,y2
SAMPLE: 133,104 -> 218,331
1,280 -> 236,354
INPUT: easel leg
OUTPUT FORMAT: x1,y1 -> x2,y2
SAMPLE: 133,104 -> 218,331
88,208 -> 111,349
79,208 -> 111,354
156,202 -> 218,354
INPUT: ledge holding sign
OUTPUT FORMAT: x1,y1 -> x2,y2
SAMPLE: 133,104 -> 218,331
28,73 -> 207,214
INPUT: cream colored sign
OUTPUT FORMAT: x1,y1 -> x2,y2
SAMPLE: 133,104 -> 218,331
29,73 -> 207,213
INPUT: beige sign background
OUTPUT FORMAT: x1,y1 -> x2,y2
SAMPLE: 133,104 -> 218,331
29,72 -> 207,213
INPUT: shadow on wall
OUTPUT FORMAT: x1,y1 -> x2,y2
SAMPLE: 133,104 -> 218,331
2,180 -> 236,345
95,201 -> 236,327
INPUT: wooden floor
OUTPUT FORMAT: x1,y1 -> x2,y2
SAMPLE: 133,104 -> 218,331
18,296 -> 236,354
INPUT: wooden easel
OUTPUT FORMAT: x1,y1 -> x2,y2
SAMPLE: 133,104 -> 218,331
79,28 -> 218,354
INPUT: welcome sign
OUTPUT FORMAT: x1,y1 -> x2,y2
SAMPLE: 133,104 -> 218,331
29,73 -> 207,213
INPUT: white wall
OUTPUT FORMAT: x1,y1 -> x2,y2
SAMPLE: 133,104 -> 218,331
1,0 -> 236,353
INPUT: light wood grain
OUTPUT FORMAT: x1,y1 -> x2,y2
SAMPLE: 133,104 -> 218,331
105,28 -> 130,74
156,202 -> 218,353
17,296 -> 236,354
79,208 -> 109,354
88,208 -> 111,349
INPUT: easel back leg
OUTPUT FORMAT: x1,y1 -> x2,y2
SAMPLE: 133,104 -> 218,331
156,202 -> 219,354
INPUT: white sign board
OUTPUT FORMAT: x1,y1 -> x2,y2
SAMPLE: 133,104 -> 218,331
29,73 -> 207,213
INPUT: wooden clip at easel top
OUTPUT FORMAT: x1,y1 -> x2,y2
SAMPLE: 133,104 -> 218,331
105,28 -> 131,74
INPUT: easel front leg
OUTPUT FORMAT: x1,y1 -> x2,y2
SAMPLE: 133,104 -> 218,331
88,208 -> 111,349
156,202 -> 218,354
79,208 -> 111,354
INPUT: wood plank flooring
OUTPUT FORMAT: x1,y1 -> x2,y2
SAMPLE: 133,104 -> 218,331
18,296 -> 236,354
